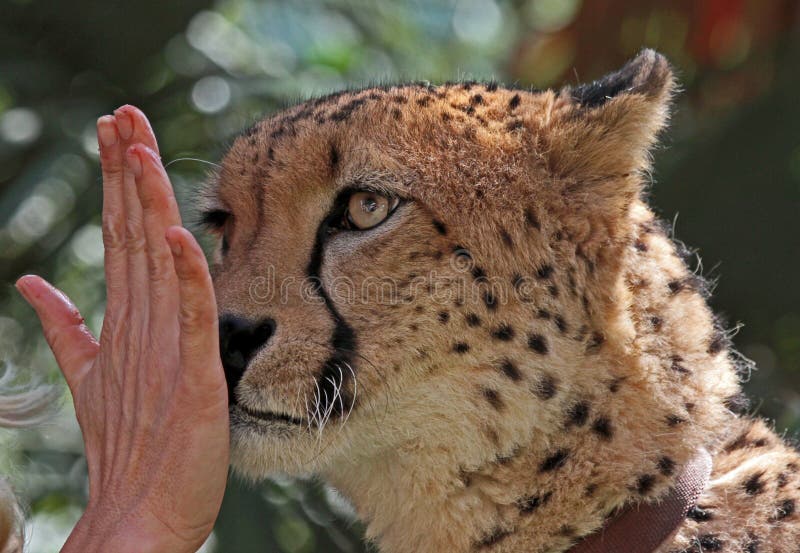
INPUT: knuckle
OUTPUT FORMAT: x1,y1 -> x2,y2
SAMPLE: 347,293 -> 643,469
147,256 -> 174,286
124,229 -> 147,254
180,302 -> 215,329
101,214 -> 126,249
100,156 -> 123,174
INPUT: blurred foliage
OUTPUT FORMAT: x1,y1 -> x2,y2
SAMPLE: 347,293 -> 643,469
0,0 -> 798,551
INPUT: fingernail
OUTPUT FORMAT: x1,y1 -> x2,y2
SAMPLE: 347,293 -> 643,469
126,148 -> 143,178
115,110 -> 133,140
15,277 -> 32,301
168,238 -> 183,257
97,117 -> 117,148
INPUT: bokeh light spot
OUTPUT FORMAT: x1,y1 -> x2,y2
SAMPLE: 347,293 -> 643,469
70,224 -> 104,267
0,107 -> 43,145
191,76 -> 232,114
453,0 -> 502,45
8,194 -> 56,244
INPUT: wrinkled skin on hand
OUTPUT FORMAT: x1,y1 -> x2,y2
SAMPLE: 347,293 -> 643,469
16,106 -> 230,553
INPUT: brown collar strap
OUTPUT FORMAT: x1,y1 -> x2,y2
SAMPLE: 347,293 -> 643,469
568,448 -> 712,553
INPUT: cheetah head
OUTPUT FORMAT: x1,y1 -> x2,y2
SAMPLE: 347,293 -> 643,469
204,50 -> 735,481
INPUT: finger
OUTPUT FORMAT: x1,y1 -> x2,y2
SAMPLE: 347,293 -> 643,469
127,144 -> 181,315
113,105 -> 159,154
16,276 -> 98,392
113,111 -> 149,310
97,116 -> 129,306
165,227 -> 225,387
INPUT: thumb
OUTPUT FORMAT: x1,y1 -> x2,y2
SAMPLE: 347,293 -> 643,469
16,275 -> 99,393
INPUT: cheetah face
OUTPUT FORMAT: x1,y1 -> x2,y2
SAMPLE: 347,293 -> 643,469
205,51 -> 675,478
205,130 -> 470,476
205,142 -> 458,475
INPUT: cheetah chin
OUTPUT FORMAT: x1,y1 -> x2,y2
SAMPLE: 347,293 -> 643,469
203,49 -> 799,552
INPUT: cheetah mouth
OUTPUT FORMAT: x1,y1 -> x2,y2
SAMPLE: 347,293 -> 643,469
233,404 -> 307,427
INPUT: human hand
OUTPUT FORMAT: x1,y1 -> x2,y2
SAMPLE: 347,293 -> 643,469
16,106 -> 229,553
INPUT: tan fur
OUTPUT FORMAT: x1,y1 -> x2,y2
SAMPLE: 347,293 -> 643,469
206,50 -> 800,552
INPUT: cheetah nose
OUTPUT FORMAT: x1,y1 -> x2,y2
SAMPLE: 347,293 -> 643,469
218,314 -> 276,406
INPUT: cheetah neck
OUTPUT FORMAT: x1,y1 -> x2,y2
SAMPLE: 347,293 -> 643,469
326,204 -> 740,553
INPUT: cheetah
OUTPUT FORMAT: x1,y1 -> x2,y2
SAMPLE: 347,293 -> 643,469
204,49 -> 800,552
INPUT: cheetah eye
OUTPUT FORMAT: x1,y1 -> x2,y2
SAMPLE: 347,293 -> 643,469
199,209 -> 233,253
200,209 -> 231,232
339,191 -> 400,231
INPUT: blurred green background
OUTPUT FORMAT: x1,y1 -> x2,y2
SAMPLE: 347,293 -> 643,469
1,0 -> 798,551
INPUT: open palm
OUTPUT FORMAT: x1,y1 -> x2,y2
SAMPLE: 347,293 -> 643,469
16,106 -> 229,553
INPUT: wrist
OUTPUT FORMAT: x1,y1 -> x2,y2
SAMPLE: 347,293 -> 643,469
61,507 -> 203,553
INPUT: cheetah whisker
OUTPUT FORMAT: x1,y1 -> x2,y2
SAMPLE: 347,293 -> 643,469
163,157 -> 223,170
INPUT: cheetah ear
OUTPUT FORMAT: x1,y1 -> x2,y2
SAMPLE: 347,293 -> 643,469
548,49 -> 675,182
